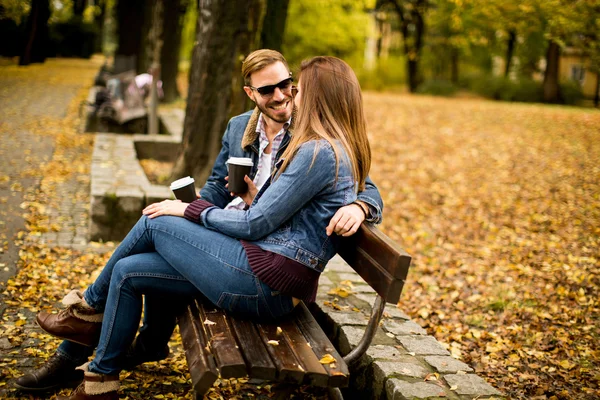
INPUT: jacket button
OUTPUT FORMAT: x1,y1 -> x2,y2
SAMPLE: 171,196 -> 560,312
310,259 -> 317,265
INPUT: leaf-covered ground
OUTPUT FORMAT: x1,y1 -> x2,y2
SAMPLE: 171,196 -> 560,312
365,93 -> 600,399
1,58 -> 599,399
0,58 -> 327,399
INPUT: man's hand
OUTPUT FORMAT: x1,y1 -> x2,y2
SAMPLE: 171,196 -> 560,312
225,175 -> 258,206
326,202 -> 367,237
143,199 -> 188,219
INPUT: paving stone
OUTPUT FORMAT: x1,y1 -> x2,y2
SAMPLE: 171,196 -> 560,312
383,306 -> 411,320
327,310 -> 369,326
353,284 -> 376,293
397,336 -> 451,356
338,272 -> 364,283
367,344 -> 406,360
319,275 -> 333,286
443,374 -> 502,396
384,319 -> 427,336
374,359 -> 430,379
337,325 -> 365,351
386,379 -> 452,400
424,356 -> 473,373
0,337 -> 14,350
354,292 -> 377,306
326,256 -> 353,272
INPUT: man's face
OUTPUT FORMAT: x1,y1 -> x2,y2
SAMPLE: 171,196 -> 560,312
244,61 -> 293,125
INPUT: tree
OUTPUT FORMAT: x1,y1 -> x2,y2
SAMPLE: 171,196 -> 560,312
260,0 -> 289,51
19,0 -> 50,66
171,0 -> 250,184
378,0 -> 429,92
114,0 -> 146,73
160,0 -> 188,102
229,0 -> 263,117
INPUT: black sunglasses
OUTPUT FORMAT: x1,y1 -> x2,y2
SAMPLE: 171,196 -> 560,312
248,77 -> 294,98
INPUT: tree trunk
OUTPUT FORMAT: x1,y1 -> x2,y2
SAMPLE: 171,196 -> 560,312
137,2 -> 154,74
19,0 -> 50,66
171,0 -> 250,184
505,30 -> 516,78
390,0 -> 426,92
94,0 -> 106,53
260,0 -> 289,51
594,72 -> 599,108
450,47 -> 459,84
73,0 -> 86,16
229,0 -> 263,117
160,0 -> 188,102
543,40 -> 561,103
114,0 -> 146,73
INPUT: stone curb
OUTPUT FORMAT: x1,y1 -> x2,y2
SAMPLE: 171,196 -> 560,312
312,255 -> 505,400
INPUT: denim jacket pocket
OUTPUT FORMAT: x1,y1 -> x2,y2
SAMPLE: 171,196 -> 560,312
217,292 -> 260,317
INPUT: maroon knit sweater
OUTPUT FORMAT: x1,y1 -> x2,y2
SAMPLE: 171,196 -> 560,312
184,199 -> 320,303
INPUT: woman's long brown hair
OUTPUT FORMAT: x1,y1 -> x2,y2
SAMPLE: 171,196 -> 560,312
277,56 -> 371,192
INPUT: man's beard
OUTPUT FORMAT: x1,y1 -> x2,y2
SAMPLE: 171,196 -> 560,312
256,97 -> 292,124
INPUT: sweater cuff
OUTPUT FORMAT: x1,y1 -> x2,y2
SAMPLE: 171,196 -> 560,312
184,199 -> 214,223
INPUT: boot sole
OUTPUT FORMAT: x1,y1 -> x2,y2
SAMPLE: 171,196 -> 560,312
13,377 -> 83,392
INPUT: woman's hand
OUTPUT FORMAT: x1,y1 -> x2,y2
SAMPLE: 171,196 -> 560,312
326,202 -> 367,237
225,175 -> 258,206
143,199 -> 188,219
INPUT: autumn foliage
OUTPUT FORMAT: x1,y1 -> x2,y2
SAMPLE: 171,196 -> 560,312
366,93 -> 600,399
0,59 -> 599,399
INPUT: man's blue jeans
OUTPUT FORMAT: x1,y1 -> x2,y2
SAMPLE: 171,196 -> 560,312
57,215 -> 295,375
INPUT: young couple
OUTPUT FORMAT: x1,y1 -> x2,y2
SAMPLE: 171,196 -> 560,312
15,50 -> 383,399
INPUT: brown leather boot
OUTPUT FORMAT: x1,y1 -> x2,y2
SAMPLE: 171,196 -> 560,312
57,362 -> 119,400
37,290 -> 103,347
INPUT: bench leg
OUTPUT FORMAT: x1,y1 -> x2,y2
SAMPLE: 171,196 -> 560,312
327,387 -> 344,400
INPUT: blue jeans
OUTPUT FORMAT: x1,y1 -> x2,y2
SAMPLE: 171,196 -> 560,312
59,215 -> 295,375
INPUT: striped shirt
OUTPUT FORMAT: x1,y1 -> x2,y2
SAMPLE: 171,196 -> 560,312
225,114 -> 290,210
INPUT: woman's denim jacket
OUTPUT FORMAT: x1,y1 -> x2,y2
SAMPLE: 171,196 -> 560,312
200,109 -> 383,224
199,140 -> 357,272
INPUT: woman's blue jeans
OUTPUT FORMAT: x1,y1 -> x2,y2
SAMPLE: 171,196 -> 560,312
57,215 -> 295,375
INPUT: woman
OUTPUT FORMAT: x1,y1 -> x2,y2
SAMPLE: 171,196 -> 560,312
37,56 -> 372,400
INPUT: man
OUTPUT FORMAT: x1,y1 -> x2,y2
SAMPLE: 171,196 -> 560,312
14,49 -> 383,392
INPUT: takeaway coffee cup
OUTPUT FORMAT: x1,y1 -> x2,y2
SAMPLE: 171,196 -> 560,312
226,157 -> 253,193
170,176 -> 196,203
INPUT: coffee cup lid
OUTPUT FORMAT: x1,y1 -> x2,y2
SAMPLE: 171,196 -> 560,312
226,157 -> 254,167
170,176 -> 195,190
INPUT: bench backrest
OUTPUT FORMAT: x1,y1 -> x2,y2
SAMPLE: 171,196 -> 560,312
338,223 -> 411,304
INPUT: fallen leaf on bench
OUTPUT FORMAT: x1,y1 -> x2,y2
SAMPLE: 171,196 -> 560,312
267,340 -> 279,346
319,354 -> 336,364
204,318 -> 216,325
330,363 -> 337,369
276,326 -> 282,335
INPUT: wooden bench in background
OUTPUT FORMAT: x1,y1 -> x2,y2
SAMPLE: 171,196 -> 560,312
177,224 -> 412,399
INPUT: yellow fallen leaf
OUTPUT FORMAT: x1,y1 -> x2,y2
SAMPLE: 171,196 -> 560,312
203,319 -> 216,325
267,340 -> 279,346
319,354 -> 336,364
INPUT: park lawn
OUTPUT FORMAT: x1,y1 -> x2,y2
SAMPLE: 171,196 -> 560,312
364,92 -> 600,399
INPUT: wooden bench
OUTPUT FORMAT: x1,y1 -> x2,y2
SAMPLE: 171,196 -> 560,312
177,223 -> 412,399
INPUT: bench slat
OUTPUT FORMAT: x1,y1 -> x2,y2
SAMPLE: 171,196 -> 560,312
295,303 -> 349,387
178,300 -> 219,396
230,317 -> 277,380
256,321 -> 306,383
277,316 -> 330,387
199,302 -> 247,378
339,224 -> 411,304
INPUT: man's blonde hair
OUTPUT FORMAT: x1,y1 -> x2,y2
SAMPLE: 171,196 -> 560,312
242,49 -> 290,86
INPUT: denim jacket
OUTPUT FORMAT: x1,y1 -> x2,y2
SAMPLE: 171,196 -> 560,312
200,108 -> 384,223
200,140 -> 356,272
